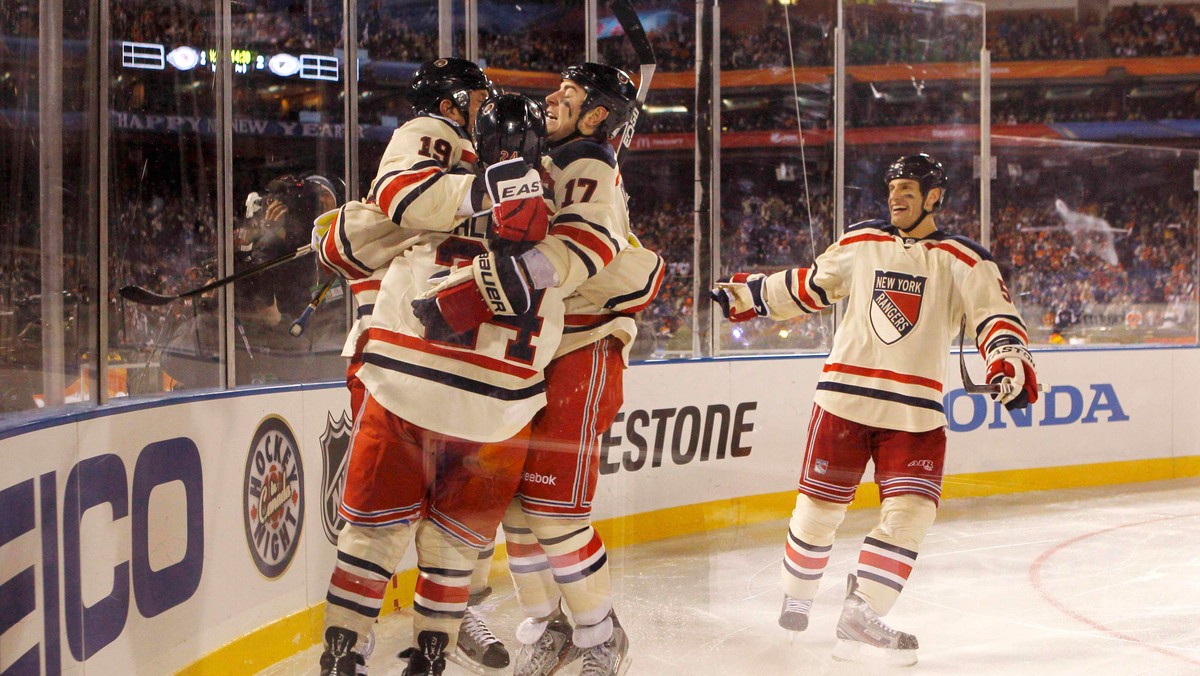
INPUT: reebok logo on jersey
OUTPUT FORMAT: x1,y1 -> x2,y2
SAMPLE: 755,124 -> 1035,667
870,270 -> 927,344
523,471 -> 557,486
907,459 -> 934,471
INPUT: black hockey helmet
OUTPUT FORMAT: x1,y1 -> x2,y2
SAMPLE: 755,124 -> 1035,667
264,173 -> 343,217
473,93 -> 548,168
561,62 -> 637,140
884,153 -> 948,209
409,57 -> 494,120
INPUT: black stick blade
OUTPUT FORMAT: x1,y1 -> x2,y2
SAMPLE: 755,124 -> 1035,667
119,285 -> 177,306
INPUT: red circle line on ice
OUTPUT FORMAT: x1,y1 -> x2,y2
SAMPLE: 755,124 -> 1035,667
1028,512 -> 1200,667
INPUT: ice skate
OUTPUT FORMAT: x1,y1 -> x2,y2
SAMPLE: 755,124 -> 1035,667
399,630 -> 450,676
319,626 -> 363,676
513,608 -> 579,676
576,612 -> 631,676
448,605 -> 510,673
778,595 -> 812,632
832,574 -> 918,667
355,627 -> 375,676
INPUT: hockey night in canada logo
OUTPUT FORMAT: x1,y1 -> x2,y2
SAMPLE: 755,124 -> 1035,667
870,270 -> 926,344
243,415 -> 305,578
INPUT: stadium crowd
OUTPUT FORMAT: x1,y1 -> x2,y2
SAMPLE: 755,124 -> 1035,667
3,0 -> 1200,399
84,0 -> 1200,71
627,167 -> 1196,352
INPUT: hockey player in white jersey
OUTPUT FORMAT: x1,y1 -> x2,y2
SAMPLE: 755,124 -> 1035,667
415,63 -> 656,676
502,63 -> 651,676
315,67 -> 564,676
316,57 -> 496,421
712,154 -> 1039,666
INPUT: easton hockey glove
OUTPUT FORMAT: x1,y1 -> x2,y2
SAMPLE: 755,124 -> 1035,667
411,251 -> 534,335
710,273 -> 769,322
985,341 -> 1039,410
485,158 -> 549,243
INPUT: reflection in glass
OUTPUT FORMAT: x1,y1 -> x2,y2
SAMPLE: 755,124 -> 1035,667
229,0 -> 347,387
108,0 -> 223,394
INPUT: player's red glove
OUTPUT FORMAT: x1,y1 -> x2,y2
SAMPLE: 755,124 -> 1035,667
710,272 -> 769,322
411,251 -> 534,335
485,158 -> 549,243
985,341 -> 1039,410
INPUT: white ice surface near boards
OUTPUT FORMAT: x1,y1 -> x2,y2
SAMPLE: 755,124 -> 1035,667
261,479 -> 1200,675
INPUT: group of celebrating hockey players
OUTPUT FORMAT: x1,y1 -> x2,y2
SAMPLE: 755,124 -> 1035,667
310,50 -> 1039,675
314,57 -> 661,676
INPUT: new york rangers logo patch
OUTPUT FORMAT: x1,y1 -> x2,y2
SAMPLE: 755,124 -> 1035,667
870,270 -> 927,344
319,411 -> 354,545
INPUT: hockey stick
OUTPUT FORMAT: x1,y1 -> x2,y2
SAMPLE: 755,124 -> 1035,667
958,317 -> 1046,396
609,0 -> 656,158
119,244 -> 315,306
958,318 -> 1005,395
289,275 -> 338,337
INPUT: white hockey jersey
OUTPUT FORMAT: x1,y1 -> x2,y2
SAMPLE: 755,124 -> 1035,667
318,114 -> 479,280
538,139 -> 664,363
355,215 -> 572,443
762,219 -> 1030,433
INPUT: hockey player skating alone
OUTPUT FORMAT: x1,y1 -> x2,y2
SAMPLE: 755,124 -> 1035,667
711,154 -> 1040,666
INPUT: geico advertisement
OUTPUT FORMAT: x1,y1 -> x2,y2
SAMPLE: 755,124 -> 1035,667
0,394 -> 325,675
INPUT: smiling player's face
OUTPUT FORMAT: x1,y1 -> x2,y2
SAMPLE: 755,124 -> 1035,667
544,80 -> 587,142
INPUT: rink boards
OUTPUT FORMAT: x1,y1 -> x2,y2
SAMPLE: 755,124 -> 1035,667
1,347 -> 1197,674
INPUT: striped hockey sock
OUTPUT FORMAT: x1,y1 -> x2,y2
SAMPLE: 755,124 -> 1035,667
414,565 -> 472,623
412,523 -> 477,642
782,528 -> 833,600
469,543 -> 496,599
854,536 -> 918,614
540,525 -> 611,628
503,521 -> 560,619
325,523 -> 413,639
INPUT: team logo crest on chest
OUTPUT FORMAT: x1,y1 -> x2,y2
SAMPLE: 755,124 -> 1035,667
870,270 -> 927,344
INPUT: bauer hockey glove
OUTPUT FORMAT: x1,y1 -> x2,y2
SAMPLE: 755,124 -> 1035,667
411,251 -> 534,335
710,273 -> 769,322
985,340 -> 1039,410
485,158 -> 549,243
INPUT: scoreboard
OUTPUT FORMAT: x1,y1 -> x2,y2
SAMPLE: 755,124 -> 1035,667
121,41 -> 340,81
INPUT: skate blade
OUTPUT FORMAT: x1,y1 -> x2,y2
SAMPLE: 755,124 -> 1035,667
832,639 -> 917,667
445,649 -> 506,675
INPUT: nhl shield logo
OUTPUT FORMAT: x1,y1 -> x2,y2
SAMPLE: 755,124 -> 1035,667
814,459 -> 829,475
320,411 -> 354,545
870,270 -> 927,344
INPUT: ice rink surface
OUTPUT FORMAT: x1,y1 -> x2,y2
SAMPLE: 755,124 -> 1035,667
264,479 -> 1200,675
